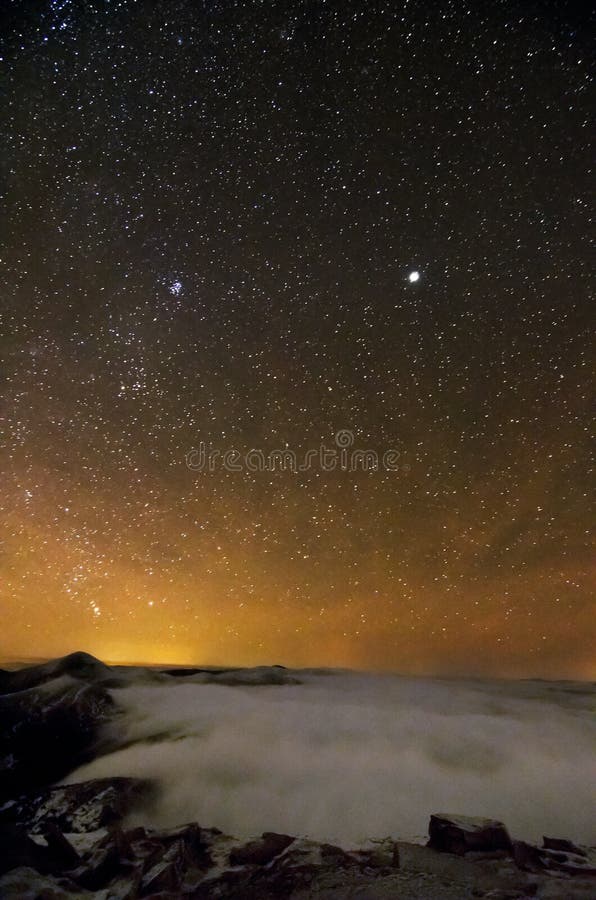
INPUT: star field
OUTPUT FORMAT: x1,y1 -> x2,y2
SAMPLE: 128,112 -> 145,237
0,1 -> 593,675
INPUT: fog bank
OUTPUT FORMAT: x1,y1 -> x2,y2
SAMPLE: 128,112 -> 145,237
66,670 -> 596,846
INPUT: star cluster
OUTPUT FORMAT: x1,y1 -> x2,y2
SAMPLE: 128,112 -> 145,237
0,1 -> 593,675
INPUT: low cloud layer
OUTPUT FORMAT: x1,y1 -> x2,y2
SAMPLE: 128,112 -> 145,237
67,670 -> 596,846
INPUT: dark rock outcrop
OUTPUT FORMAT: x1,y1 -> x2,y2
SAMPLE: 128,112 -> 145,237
0,826 -> 63,876
0,787 -> 400,900
512,838 -> 596,876
0,777 -> 152,834
428,813 -> 513,855
543,835 -> 587,856
511,839 -> 547,872
0,793 -> 595,899
228,831 -> 295,865
429,816 -> 596,881
0,679 -> 115,801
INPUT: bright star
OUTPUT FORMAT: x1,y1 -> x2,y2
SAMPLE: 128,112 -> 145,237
408,271 -> 420,283
169,280 -> 183,296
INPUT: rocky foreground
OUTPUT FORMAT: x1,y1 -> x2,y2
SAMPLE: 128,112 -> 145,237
1,653 -> 594,899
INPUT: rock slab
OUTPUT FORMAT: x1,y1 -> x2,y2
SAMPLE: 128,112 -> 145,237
428,813 -> 513,855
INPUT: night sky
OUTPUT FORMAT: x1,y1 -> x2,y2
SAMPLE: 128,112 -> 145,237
1,1 -> 593,676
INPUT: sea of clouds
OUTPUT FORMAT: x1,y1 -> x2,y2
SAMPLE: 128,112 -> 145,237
66,669 -> 596,846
